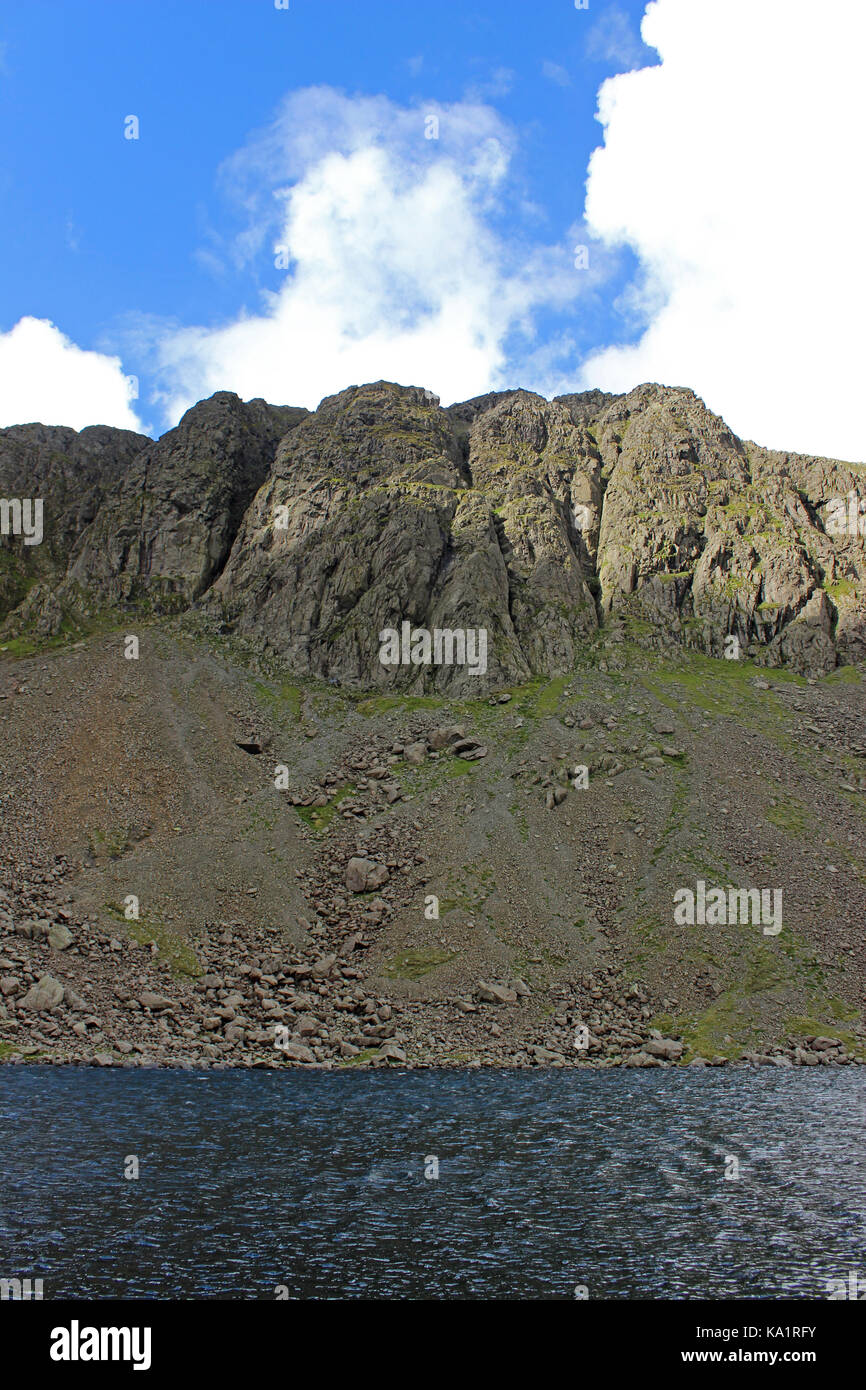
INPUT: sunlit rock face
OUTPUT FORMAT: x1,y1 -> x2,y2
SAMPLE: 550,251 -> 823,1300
2,379 -> 863,684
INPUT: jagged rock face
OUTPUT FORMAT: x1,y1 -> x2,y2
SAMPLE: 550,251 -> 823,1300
590,384 -> 865,673
1,379 -> 863,682
465,391 -> 600,673
0,422 -> 150,631
756,447 -> 866,667
211,383 -> 602,691
63,393 -> 308,614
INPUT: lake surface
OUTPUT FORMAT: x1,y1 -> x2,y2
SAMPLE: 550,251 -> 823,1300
1,1066 -> 864,1300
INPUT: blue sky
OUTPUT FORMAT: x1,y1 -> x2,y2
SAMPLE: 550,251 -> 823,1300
0,0 -> 651,336
0,1 -> 864,462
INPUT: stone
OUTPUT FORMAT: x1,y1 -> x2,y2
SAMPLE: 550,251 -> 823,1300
311,955 -> 337,979
138,992 -> 173,1012
429,725 -> 466,751
47,923 -> 74,951
17,919 -> 51,941
644,1038 -> 683,1061
452,739 -> 488,761
345,857 -> 390,893
477,981 -> 518,1005
20,974 -> 65,1011
532,1046 -> 565,1064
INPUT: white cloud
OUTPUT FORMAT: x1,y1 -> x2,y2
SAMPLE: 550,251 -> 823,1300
580,0 -> 866,461
153,88 -> 592,421
0,317 -> 143,432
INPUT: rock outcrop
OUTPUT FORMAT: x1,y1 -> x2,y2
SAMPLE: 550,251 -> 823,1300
0,421 -> 150,635
590,384 -> 865,673
1,379 -> 863,681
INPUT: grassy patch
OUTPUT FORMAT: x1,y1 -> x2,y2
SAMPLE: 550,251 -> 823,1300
382,948 -> 456,980
88,826 -> 131,861
509,802 -> 530,842
820,664 -> 862,685
444,756 -> 477,778
336,1047 -> 380,1068
653,922 -> 848,1059
295,784 -> 357,831
784,1008 -> 864,1057
103,902 -> 202,977
533,674 -> 569,717
823,577 -> 856,601
640,649 -> 802,724
0,606 -> 125,660
766,798 -> 808,836
253,678 -> 303,723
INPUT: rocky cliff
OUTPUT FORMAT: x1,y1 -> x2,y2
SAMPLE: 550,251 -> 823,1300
2,380 -> 863,683
2,380 -> 865,1072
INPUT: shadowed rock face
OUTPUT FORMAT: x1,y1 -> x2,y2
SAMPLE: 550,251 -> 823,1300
0,393 -> 307,640
1,379 -> 863,682
65,393 -> 309,610
210,383 -> 603,692
0,422 -> 152,636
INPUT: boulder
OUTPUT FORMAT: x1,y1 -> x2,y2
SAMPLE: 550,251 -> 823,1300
345,857 -> 390,893
16,919 -> 51,941
20,974 -> 65,1011
477,981 -> 518,1005
310,954 -> 337,979
138,991 -> 173,1012
644,1038 -> 684,1061
280,1041 -> 316,1063
452,738 -> 488,761
429,725 -> 465,751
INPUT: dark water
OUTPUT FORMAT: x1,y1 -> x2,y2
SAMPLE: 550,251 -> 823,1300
1,1066 -> 864,1300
